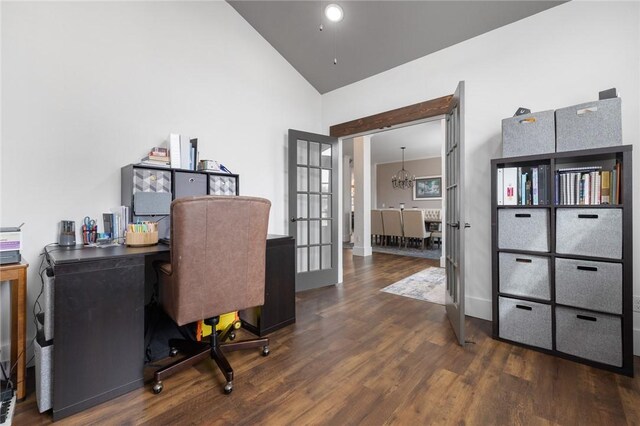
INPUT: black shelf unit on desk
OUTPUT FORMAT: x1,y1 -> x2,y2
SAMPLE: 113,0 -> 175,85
491,145 -> 633,376
121,164 -> 240,239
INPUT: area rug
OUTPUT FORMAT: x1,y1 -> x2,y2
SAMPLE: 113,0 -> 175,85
380,267 -> 446,305
343,242 -> 442,260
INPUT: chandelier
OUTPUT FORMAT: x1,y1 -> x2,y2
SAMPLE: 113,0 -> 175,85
391,147 -> 415,190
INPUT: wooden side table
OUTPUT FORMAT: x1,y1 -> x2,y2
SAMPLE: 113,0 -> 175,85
0,261 -> 28,401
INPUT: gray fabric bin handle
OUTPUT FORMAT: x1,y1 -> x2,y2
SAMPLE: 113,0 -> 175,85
577,265 -> 598,272
515,305 -> 532,311
577,314 -> 597,322
515,258 -> 532,263
577,106 -> 598,115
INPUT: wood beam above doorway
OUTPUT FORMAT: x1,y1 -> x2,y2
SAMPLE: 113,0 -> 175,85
329,95 -> 453,138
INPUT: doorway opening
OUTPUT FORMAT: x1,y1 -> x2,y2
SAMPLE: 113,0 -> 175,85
341,118 -> 446,265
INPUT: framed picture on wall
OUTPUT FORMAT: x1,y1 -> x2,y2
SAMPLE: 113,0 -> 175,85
413,176 -> 442,200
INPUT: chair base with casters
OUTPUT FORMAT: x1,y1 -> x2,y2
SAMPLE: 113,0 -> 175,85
152,316 -> 270,395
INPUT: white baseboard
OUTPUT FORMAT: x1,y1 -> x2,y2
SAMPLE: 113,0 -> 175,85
353,246 -> 372,257
465,295 -> 491,321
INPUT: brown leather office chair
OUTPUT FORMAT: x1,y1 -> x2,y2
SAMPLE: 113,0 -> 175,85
152,195 -> 271,395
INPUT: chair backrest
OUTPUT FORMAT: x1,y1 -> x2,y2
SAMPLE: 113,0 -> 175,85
381,209 -> 403,237
402,209 -> 428,239
424,209 -> 441,222
371,209 -> 384,235
166,196 -> 271,325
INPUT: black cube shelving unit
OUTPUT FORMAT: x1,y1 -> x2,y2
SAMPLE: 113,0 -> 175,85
491,145 -> 633,376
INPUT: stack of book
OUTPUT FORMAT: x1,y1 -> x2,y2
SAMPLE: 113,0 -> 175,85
555,163 -> 621,205
497,165 -> 551,206
140,147 -> 170,168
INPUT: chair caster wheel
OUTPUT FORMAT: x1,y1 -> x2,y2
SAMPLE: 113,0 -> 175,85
152,382 -> 163,394
169,347 -> 178,357
262,345 -> 270,356
229,331 -> 236,341
224,382 -> 233,394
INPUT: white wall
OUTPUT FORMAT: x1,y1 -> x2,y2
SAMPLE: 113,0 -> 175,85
1,1 -> 321,356
322,0 -> 640,352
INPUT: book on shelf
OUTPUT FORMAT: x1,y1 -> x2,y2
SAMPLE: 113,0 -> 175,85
497,165 -> 550,206
140,156 -> 170,167
169,133 -> 181,169
150,147 -> 168,157
554,162 -> 621,205
148,154 -> 170,162
503,167 -> 518,205
497,169 -> 504,205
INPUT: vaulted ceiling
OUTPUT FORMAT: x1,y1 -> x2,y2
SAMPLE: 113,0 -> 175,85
228,1 -> 566,94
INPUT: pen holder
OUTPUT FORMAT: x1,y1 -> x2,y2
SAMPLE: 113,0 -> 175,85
125,230 -> 159,247
82,227 -> 97,244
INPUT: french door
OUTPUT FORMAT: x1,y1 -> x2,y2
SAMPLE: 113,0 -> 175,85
445,81 -> 468,346
288,130 -> 339,291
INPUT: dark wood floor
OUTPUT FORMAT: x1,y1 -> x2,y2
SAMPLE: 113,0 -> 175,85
15,251 -> 640,425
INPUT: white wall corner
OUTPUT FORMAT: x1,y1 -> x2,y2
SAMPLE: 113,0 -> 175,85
465,295 -> 492,321
635,328 -> 640,357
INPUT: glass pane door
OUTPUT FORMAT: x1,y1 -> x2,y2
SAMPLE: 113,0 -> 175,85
289,130 -> 338,291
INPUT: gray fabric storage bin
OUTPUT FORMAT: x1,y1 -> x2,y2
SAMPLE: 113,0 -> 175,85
499,296 -> 552,349
556,306 -> 622,367
556,98 -> 622,152
174,171 -> 207,198
556,258 -> 622,314
499,252 -> 551,300
556,208 -> 622,259
498,209 -> 549,252
209,174 -> 238,195
502,110 -> 555,157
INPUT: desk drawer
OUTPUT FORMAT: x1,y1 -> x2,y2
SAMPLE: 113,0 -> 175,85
556,306 -> 622,367
555,258 -> 622,314
498,209 -> 549,252
556,208 -> 622,259
499,253 -> 550,300
499,296 -> 552,350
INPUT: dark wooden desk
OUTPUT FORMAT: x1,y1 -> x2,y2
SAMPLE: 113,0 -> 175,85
45,235 -> 294,421
0,261 -> 28,401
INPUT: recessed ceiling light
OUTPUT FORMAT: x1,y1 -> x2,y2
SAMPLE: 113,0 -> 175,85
325,4 -> 344,23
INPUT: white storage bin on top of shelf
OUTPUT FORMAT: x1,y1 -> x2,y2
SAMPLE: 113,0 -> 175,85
502,110 -> 555,157
556,98 -> 622,152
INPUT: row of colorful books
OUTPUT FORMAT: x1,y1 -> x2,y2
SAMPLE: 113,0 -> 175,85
497,165 -> 551,206
555,163 -> 621,205
497,163 -> 622,206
